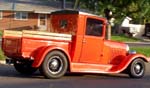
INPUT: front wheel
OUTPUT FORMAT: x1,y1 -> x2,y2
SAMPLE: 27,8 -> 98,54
40,51 -> 68,79
128,59 -> 145,78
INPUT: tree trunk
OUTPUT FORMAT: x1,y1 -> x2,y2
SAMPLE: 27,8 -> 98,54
73,0 -> 80,9
107,23 -> 111,40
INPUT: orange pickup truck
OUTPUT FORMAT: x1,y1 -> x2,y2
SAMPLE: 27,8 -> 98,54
2,10 -> 150,79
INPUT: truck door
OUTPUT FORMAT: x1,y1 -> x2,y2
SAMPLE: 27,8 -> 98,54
80,18 -> 104,64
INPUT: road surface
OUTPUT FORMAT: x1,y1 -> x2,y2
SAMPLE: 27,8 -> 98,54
126,42 -> 150,47
0,63 -> 150,88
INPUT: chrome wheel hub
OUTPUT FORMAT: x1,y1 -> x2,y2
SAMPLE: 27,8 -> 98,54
50,59 -> 59,70
134,64 -> 142,74
48,56 -> 63,74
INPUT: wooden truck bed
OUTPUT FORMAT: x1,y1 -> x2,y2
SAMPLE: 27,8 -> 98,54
2,30 -> 72,58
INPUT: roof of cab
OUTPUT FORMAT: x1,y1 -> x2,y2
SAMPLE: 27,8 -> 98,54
51,10 -> 103,18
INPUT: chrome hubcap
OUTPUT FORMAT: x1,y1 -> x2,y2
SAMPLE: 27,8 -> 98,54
50,59 -> 59,70
48,56 -> 63,74
134,63 -> 142,74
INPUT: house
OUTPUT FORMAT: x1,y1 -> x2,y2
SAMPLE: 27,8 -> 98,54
0,0 -> 73,31
120,16 -> 145,38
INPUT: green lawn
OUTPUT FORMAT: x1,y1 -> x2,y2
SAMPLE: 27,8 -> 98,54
0,48 -> 5,60
111,34 -> 141,42
0,30 -> 4,60
131,47 -> 150,57
112,35 -> 150,57
0,30 -> 3,37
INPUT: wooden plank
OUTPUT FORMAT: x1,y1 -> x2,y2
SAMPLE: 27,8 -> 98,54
3,30 -> 22,37
3,30 -> 72,41
23,30 -> 72,38
22,30 -> 72,41
23,33 -> 72,41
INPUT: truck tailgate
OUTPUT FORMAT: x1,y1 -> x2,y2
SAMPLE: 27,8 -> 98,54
2,30 -> 22,56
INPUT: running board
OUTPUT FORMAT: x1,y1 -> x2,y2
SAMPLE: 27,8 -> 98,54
71,63 -> 116,73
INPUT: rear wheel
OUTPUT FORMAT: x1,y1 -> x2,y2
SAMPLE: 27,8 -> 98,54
128,59 -> 145,78
14,61 -> 37,75
40,51 -> 68,79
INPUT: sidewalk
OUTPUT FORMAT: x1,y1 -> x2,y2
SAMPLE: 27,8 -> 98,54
126,42 -> 150,44
125,36 -> 150,44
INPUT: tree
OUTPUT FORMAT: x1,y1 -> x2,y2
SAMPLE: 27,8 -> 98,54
44,0 -> 150,24
79,0 -> 150,24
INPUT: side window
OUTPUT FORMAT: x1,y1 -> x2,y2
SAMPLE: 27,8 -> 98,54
86,18 -> 103,37
14,12 -> 28,20
60,20 -> 68,29
0,11 -> 2,19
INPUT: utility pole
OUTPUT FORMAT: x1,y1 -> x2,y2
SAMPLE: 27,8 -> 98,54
104,8 -> 112,40
73,0 -> 80,9
107,23 -> 111,40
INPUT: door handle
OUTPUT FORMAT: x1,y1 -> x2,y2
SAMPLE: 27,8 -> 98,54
83,39 -> 86,43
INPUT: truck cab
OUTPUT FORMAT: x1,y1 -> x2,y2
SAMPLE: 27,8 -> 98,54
2,10 -> 150,79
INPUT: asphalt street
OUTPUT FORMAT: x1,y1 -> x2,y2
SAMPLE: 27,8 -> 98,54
0,63 -> 150,88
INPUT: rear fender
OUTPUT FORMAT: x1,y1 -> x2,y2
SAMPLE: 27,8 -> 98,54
31,46 -> 71,68
111,54 -> 149,73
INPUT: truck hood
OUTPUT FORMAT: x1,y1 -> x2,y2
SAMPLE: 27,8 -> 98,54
104,40 -> 128,51
104,40 -> 128,65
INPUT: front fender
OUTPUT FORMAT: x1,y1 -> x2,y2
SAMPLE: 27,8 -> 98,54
31,46 -> 71,68
111,54 -> 149,73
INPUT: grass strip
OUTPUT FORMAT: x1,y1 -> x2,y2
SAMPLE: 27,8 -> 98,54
131,47 -> 150,57
112,35 -> 141,42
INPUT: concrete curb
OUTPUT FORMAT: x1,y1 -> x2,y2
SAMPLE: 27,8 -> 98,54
0,60 -> 5,65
